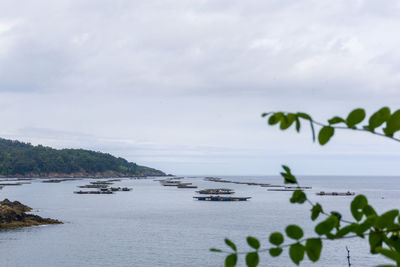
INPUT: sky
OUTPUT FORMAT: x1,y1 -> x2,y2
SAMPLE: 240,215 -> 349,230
0,0 -> 399,175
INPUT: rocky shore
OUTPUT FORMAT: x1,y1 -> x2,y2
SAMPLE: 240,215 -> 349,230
0,199 -> 62,228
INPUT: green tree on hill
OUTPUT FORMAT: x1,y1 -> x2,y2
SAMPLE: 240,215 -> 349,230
0,138 -> 164,177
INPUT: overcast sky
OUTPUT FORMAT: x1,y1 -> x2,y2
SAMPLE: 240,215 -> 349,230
0,0 -> 399,175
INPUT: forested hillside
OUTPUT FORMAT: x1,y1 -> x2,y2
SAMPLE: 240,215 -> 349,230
0,138 -> 165,177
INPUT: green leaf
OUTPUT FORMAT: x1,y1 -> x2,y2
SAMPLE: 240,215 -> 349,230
384,109 -> 400,137
330,211 -> 342,229
281,172 -> 297,184
376,209 -> 399,229
261,112 -> 269,117
387,235 -> 400,253
305,238 -> 322,262
247,236 -> 260,250
210,248 -> 222,252
269,247 -> 283,257
335,223 -> 358,238
350,194 -> 368,221
296,112 -> 312,120
363,205 -> 377,216
280,114 -> 296,130
356,216 -> 376,235
375,247 -> 400,262
280,165 -> 297,184
318,126 -> 334,145
315,216 -> 337,235
295,117 -> 301,132
375,265 -> 397,267
245,252 -> 259,267
289,243 -> 305,265
296,112 -> 316,141
285,225 -> 304,240
225,238 -> 237,251
368,107 -> 391,131
346,108 -> 366,128
369,231 -> 384,254
268,114 -> 280,125
225,254 -> 238,267
328,116 -> 345,125
269,232 -> 284,246
282,165 -> 291,174
311,203 -> 323,221
290,190 -> 307,204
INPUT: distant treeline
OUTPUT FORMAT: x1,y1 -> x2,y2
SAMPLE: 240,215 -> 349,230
0,138 -> 164,176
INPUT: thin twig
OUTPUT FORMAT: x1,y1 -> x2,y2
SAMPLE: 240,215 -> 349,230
294,181 -> 354,225
310,119 -> 400,143
346,246 -> 351,267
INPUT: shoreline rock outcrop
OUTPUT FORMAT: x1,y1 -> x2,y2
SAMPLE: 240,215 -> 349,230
0,199 -> 62,228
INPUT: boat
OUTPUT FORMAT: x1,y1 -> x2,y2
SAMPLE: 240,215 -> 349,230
0,183 -> 23,186
196,188 -> 234,194
285,186 -> 312,189
160,180 -> 181,186
177,184 -> 198,188
193,196 -> 251,201
90,181 -> 113,185
122,187 -> 132,191
267,188 -> 299,191
316,191 -> 355,196
260,184 -> 285,188
74,190 -> 113,194
79,184 -> 109,188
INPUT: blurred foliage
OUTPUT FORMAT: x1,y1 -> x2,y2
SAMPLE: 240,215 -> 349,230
212,107 -> 400,267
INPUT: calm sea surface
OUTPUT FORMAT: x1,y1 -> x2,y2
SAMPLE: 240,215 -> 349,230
0,175 -> 399,267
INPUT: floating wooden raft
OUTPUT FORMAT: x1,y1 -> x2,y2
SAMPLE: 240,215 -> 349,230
42,179 -> 73,183
193,196 -> 251,201
267,188 -> 299,191
90,181 -> 113,185
79,184 -> 108,188
74,191 -> 113,194
0,183 -> 23,186
196,188 -> 234,194
285,186 -> 312,189
177,184 -> 198,188
260,184 -> 285,188
316,191 -> 355,196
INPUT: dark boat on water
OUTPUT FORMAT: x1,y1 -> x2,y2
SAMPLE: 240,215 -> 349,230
193,196 -> 251,201
316,191 -> 355,196
177,184 -> 198,188
79,184 -> 108,188
74,190 -> 113,194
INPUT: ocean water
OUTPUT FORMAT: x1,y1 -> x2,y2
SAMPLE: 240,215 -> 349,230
0,175 -> 399,267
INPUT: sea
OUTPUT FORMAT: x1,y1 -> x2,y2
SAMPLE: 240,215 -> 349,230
0,175 -> 399,267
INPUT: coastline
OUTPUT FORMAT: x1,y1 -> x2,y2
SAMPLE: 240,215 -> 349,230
0,170 -> 166,179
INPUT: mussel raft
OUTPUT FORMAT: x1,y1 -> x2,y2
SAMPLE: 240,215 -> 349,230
193,196 -> 251,201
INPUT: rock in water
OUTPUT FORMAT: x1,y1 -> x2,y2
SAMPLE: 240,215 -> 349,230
0,199 -> 62,228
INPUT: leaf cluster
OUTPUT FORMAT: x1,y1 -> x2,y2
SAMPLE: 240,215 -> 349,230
212,107 -> 400,266
262,107 -> 400,145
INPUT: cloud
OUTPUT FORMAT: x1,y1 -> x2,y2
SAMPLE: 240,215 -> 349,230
0,1 -> 400,174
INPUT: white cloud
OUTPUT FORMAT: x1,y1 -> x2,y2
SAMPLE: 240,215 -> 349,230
0,0 -> 400,174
